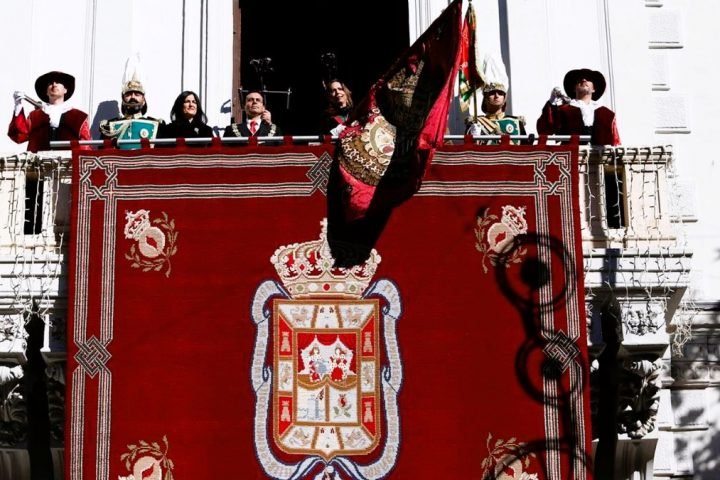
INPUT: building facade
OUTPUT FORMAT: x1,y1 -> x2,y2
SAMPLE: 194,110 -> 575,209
0,1 -> 718,478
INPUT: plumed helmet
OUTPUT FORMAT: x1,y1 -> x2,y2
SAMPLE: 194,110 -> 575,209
478,54 -> 509,113
122,80 -> 145,96
482,82 -> 508,95
480,54 -> 509,94
121,54 -> 146,97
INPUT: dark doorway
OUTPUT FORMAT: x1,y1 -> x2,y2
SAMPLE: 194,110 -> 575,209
238,1 -> 409,135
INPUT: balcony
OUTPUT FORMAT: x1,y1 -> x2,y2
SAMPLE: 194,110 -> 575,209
0,144 -> 692,479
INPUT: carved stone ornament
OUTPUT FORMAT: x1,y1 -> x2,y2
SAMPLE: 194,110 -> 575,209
50,316 -> 67,346
617,359 -> 662,438
623,303 -> 664,336
0,315 -> 29,351
0,365 -> 27,447
46,363 -> 65,443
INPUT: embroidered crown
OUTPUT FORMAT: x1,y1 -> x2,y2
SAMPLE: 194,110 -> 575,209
123,210 -> 150,240
501,205 -> 528,235
270,219 -> 381,299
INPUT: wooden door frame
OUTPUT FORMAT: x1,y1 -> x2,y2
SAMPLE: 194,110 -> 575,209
231,3 -> 241,122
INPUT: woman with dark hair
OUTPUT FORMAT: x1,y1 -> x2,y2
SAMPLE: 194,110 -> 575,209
322,79 -> 353,136
159,91 -> 214,143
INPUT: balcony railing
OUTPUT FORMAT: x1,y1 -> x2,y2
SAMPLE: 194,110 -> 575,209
579,145 -> 676,248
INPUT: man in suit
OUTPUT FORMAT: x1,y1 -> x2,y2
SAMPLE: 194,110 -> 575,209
223,90 -> 282,140
536,68 -> 620,146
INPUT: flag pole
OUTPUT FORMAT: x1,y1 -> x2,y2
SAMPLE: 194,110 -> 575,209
473,88 -> 478,122
468,0 -> 478,122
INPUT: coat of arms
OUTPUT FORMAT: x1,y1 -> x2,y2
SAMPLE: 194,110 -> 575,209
252,219 -> 402,479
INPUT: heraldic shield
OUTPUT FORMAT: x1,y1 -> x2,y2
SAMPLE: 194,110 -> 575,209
251,219 -> 403,480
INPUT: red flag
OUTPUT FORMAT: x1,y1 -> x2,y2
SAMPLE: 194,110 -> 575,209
459,1 -> 485,111
333,0 -> 463,220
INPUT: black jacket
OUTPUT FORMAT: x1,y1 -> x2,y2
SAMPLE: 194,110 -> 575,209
160,120 -> 214,139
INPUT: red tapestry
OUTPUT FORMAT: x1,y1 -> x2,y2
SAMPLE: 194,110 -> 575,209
67,141 -> 592,480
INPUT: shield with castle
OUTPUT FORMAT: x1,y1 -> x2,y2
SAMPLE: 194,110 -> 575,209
251,219 -> 403,479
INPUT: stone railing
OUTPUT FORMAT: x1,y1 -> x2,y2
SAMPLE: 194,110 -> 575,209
579,145 -> 676,249
0,145 -> 692,479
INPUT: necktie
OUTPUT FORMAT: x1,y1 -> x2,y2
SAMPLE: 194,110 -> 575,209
250,121 -> 258,135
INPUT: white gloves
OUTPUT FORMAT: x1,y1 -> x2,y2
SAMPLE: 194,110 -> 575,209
549,87 -> 570,106
13,91 -> 24,115
330,124 -> 346,137
467,122 -> 483,137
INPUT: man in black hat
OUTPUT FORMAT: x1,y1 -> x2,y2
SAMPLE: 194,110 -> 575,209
8,71 -> 91,152
99,78 -> 164,149
536,68 -> 620,145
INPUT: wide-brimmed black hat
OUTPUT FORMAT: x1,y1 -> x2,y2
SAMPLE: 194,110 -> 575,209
563,68 -> 606,101
35,71 -> 75,102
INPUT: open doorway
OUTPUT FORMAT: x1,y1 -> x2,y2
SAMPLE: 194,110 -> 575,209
236,1 -> 409,135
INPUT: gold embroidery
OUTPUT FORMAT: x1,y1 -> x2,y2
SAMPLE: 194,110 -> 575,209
475,206 -> 528,273
381,60 -> 428,132
477,116 -> 502,135
124,210 -> 178,278
119,435 -> 175,480
480,434 -> 539,480
338,115 -> 397,186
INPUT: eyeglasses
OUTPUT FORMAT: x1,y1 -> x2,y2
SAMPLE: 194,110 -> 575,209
486,90 -> 506,97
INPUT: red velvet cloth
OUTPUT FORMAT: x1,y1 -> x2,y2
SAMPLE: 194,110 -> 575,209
67,142 -> 592,480
8,107 -> 91,152
536,102 -> 621,146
